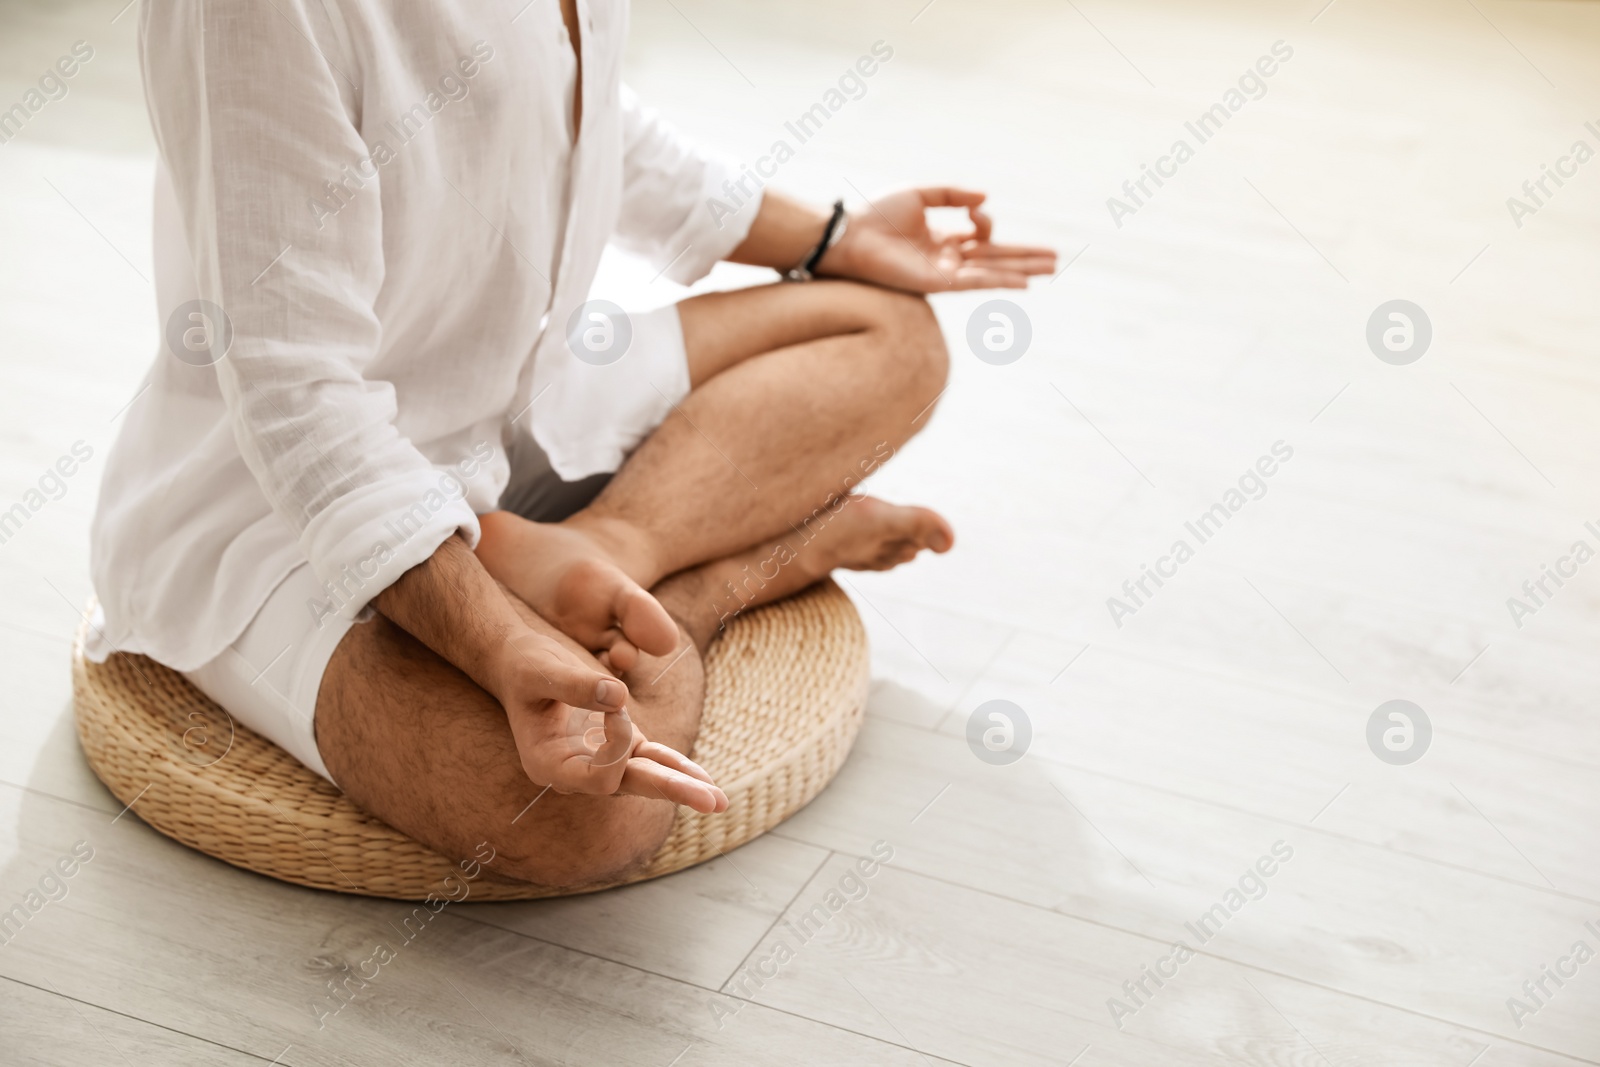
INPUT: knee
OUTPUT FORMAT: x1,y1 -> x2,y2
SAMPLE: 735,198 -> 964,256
866,289 -> 949,401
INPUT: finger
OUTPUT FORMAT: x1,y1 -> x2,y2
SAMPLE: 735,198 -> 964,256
906,256 -> 961,293
585,706 -> 637,773
956,244 -> 1056,265
545,753 -> 625,795
955,254 -> 1058,274
960,241 -> 1059,260
967,206 -> 994,244
619,757 -> 729,813
512,728 -> 622,797
506,633 -> 631,712
634,739 -> 719,788
951,266 -> 1031,290
915,186 -> 987,210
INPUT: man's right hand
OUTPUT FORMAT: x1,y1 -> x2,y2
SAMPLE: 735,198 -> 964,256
490,628 -> 728,813
373,534 -> 726,813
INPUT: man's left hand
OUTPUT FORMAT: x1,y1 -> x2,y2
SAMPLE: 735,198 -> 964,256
817,187 -> 1057,293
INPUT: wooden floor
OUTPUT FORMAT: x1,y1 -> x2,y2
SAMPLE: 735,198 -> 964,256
4,0 -> 1599,1062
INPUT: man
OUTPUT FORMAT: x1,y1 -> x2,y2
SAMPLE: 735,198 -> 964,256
90,0 -> 1055,887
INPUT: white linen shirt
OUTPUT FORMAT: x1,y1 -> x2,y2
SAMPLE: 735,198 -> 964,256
88,0 -> 758,671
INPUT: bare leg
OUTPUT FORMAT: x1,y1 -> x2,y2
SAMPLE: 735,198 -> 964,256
318,488 -> 948,888
322,279 -> 952,884
476,280 -> 951,667
578,279 -> 950,577
667,494 -> 954,645
318,577 -> 714,888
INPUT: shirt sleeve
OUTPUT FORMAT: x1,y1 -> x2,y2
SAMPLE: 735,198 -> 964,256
141,0 -> 478,621
612,84 -> 761,284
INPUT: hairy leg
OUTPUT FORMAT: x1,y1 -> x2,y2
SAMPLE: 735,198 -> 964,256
318,573 -> 730,889
575,280 -> 950,578
317,491 -> 947,888
667,495 -> 954,643
476,280 -> 951,667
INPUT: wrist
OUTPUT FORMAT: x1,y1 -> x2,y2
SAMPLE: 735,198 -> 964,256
792,203 -> 833,266
813,214 -> 857,278
473,627 -> 524,706
372,533 -> 528,705
784,199 -> 849,282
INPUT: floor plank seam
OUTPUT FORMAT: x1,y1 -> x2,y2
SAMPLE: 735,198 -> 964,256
1026,751 -> 1600,905
760,835 -> 1600,1064
712,848 -> 837,992
0,972 -> 288,1064
0,775 -> 119,819
837,716 -> 1600,904
862,593 -> 1600,772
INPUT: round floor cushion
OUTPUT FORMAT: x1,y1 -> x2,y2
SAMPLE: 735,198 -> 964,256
72,580 -> 868,901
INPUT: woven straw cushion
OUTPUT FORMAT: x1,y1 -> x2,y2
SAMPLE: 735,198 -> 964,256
72,580 -> 867,900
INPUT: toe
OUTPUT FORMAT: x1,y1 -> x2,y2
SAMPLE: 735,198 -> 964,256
919,509 -> 955,552
605,636 -> 640,674
617,585 -> 680,659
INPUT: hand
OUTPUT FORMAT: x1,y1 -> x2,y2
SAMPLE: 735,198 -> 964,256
817,187 -> 1057,293
492,629 -> 729,814
372,536 -> 726,813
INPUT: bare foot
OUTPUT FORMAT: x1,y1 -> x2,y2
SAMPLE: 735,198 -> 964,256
476,513 -> 680,674
667,495 -> 953,646
795,495 -> 955,578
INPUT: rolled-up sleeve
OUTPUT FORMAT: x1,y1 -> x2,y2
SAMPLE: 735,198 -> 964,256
143,0 -> 477,620
612,85 -> 760,284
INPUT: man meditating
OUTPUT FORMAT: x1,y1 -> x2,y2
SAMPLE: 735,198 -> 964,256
90,0 -> 1054,887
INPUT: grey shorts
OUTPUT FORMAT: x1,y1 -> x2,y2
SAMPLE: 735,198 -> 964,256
498,428 -> 614,522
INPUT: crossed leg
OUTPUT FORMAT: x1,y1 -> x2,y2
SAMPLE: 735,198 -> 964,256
317,280 -> 952,887
474,279 -> 955,670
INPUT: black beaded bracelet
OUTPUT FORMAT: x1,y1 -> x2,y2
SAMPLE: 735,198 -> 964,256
783,199 -> 848,282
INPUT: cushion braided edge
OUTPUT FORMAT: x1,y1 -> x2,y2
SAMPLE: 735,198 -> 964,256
71,579 -> 868,901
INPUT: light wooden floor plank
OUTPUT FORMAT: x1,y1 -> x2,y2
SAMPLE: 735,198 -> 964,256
777,716 -> 1600,1058
0,976 -> 277,1067
0,781 -> 968,1066
734,852 -> 1594,1067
